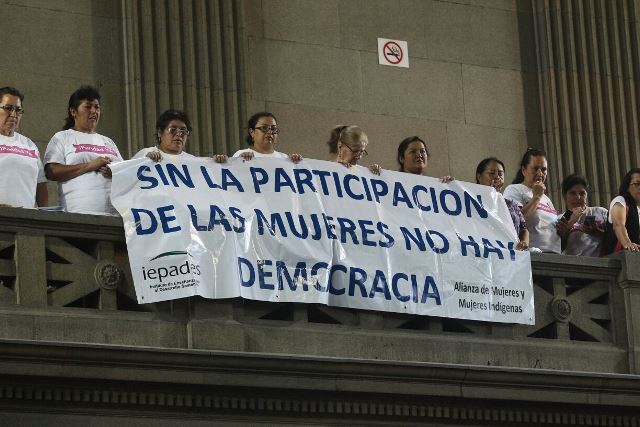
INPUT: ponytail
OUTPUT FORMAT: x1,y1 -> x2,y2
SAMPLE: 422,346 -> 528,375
513,147 -> 546,184
327,125 -> 348,154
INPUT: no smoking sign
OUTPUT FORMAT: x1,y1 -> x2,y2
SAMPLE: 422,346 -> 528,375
377,38 -> 409,68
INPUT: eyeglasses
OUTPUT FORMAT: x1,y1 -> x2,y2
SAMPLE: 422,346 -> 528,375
342,144 -> 368,158
254,124 -> 279,134
166,127 -> 190,136
0,105 -> 24,116
484,169 -> 505,178
408,148 -> 428,157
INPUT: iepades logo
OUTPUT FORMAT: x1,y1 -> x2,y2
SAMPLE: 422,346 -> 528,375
142,251 -> 201,294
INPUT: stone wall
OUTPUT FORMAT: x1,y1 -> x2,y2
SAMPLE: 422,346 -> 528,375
1,0 -> 539,187
244,0 -> 540,182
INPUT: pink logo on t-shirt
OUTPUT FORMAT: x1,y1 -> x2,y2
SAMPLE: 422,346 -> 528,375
73,144 -> 118,157
0,144 -> 38,158
537,203 -> 558,215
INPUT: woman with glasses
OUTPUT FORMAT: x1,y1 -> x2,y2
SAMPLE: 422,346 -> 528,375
396,136 -> 453,182
327,125 -> 380,175
475,157 -> 529,251
603,168 -> 640,253
133,110 -> 194,162
503,148 -> 560,253
230,112 -> 301,162
0,86 -> 48,208
44,85 -> 123,215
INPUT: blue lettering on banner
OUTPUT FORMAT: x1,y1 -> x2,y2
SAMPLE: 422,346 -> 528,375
238,257 -> 255,287
293,168 -> 316,194
250,167 -> 268,193
131,205 -> 180,234
157,205 -> 181,233
310,262 -> 329,292
276,260 -> 310,291
328,265 -> 347,295
258,259 -> 274,290
235,257 -> 442,306
132,208 -> 158,235
370,179 -> 388,203
137,166 -> 157,189
393,182 -> 413,208
343,174 -> 363,200
275,167 -> 296,193
400,227 -> 449,254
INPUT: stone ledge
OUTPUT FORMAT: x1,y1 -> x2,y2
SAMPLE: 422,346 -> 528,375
0,207 -> 124,241
0,339 -> 638,425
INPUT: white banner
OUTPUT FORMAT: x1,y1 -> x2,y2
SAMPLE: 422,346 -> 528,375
110,157 -> 534,325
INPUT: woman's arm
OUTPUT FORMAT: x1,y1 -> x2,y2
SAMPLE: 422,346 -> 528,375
611,203 -> 640,251
45,156 -> 111,182
519,182 -> 545,221
517,228 -> 530,250
35,183 -> 48,207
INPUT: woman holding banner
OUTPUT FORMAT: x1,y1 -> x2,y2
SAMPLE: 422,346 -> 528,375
229,112 -> 301,163
503,148 -> 560,253
44,85 -> 123,215
133,110 -> 194,162
327,125 -> 380,175
396,136 -> 453,182
475,157 -> 529,251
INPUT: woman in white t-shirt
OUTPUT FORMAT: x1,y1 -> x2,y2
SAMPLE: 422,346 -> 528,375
327,125 -> 380,175
229,112 -> 301,162
604,168 -> 640,253
44,86 -> 123,215
132,110 -> 194,162
396,135 -> 453,182
503,148 -> 561,253
0,86 -> 48,208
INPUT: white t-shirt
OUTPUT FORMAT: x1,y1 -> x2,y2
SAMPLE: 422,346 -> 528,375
232,148 -> 288,159
0,132 -> 46,208
44,129 -> 123,215
563,206 -> 608,257
132,147 -> 195,160
608,196 -> 640,223
504,183 -> 561,253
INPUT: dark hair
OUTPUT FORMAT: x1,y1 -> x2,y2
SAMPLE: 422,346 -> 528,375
619,168 -> 640,199
475,157 -> 505,184
327,125 -> 367,155
561,174 -> 589,197
603,168 -> 640,253
0,86 -> 24,101
246,111 -> 277,145
397,136 -> 429,171
512,147 -> 547,184
63,85 -> 101,130
155,109 -> 192,143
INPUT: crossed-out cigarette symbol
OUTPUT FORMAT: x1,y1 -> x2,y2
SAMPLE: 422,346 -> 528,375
383,41 -> 403,64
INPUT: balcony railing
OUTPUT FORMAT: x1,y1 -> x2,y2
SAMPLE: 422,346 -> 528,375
1,206 -> 639,375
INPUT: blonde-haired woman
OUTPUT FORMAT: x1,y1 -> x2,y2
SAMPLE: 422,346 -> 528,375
327,125 -> 380,175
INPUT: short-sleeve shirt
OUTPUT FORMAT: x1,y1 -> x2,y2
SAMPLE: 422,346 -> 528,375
132,147 -> 195,160
0,132 -> 46,208
44,129 -> 123,215
563,206 -> 608,256
232,148 -> 288,159
608,196 -> 640,223
504,183 -> 561,253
